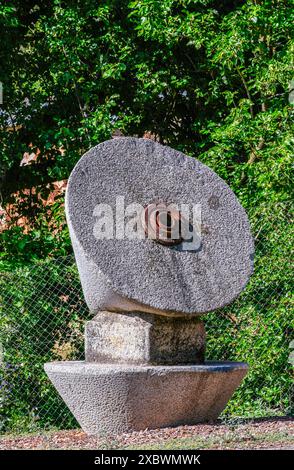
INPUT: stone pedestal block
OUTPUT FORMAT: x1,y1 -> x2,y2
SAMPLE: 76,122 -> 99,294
45,361 -> 248,435
85,311 -> 205,365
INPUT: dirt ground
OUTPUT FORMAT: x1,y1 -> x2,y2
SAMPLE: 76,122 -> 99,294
0,417 -> 293,450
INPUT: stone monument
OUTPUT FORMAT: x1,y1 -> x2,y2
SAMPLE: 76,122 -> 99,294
45,137 -> 254,435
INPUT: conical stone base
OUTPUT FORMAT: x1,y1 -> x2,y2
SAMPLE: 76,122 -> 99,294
44,361 -> 248,435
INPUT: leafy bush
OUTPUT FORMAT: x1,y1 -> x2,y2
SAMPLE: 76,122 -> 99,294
206,205 -> 293,418
0,258 -> 90,433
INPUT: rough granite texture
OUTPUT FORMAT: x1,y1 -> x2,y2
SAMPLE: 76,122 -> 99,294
65,137 -> 254,316
44,361 -> 248,435
85,311 -> 205,365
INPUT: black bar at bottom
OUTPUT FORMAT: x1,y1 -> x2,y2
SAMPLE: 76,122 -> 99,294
0,449 -> 291,467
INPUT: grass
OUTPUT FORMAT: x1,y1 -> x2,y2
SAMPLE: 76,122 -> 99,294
125,431 -> 293,450
0,418 -> 293,450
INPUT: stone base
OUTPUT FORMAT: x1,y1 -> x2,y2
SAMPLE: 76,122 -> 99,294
85,311 -> 205,365
44,361 -> 248,435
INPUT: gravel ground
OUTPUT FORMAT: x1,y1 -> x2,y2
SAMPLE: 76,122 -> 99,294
0,417 -> 293,450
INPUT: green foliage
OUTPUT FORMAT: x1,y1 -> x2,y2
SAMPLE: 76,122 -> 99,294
0,0 -> 293,266
0,191 -> 71,270
0,258 -> 90,433
0,1 -> 293,201
206,203 -> 293,418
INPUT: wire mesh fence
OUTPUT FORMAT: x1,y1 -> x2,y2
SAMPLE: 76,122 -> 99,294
0,202 -> 293,434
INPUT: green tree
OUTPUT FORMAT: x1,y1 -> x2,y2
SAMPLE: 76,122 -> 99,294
0,0 -> 293,265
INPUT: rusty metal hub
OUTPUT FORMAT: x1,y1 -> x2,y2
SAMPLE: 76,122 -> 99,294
141,203 -> 185,246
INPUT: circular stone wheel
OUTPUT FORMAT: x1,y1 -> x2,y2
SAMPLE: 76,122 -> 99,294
66,137 -> 254,317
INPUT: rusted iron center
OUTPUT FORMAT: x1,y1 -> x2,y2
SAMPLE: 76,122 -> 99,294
142,203 -> 184,246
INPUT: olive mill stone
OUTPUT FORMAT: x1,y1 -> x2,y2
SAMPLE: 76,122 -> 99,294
45,137 -> 253,435
65,137 -> 254,316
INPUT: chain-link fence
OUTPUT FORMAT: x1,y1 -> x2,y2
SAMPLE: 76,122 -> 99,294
0,203 -> 293,434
